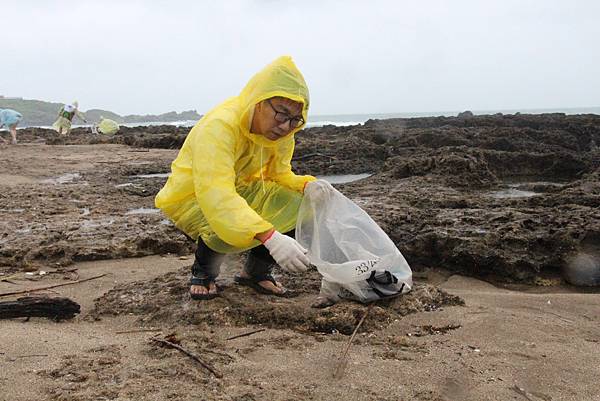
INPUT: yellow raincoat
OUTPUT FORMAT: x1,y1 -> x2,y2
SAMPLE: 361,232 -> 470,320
155,56 -> 316,253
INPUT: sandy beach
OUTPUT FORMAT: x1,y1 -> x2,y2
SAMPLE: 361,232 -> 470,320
1,114 -> 599,400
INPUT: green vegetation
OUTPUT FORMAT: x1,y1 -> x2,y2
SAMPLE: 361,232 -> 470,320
0,98 -> 201,127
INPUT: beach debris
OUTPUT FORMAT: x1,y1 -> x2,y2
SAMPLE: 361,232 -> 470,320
226,328 -> 266,341
0,296 -> 80,320
509,384 -> 553,401
0,273 -> 23,283
332,304 -> 373,379
0,273 -> 108,298
115,328 -> 162,334
150,336 -> 222,378
41,173 -> 81,185
412,323 -> 461,337
6,354 -> 49,362
467,345 -> 481,353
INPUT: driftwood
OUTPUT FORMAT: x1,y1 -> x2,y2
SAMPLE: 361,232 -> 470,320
0,296 -> 80,320
0,273 -> 107,298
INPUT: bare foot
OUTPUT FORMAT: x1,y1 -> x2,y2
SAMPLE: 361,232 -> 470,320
190,281 -> 218,298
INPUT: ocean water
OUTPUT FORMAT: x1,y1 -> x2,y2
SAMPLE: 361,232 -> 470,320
116,106 -> 600,128
305,106 -> 600,128
15,106 -> 600,130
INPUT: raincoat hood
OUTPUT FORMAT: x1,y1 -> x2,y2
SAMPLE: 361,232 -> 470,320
239,56 -> 310,148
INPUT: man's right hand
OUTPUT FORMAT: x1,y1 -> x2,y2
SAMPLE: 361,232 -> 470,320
263,231 -> 310,273
304,179 -> 335,201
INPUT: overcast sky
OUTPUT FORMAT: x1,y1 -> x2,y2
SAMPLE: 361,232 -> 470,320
1,0 -> 598,116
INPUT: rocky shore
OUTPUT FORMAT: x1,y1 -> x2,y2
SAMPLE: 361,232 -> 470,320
3,113 -> 599,286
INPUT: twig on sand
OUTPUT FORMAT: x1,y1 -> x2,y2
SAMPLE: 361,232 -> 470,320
1,273 -> 23,283
202,348 -> 235,360
15,354 -> 48,359
151,337 -> 222,378
333,304 -> 373,379
226,328 -> 266,341
510,385 -> 536,401
0,274 -> 108,298
545,311 -> 574,324
116,328 -> 162,334
7,354 -> 49,362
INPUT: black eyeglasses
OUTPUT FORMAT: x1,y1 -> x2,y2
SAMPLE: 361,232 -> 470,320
266,99 -> 305,129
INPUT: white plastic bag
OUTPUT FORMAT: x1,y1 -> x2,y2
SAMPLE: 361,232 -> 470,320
296,180 -> 412,303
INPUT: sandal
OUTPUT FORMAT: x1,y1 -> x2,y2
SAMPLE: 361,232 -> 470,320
189,277 -> 219,300
233,273 -> 293,298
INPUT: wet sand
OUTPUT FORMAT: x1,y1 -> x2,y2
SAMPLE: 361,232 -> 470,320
1,256 -> 599,400
1,114 -> 600,400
